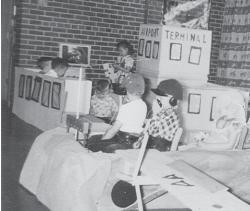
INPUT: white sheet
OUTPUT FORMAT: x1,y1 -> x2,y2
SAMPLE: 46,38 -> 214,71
20,128 -> 250,211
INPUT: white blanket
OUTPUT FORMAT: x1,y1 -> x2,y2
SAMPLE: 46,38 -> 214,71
20,128 -> 250,211
20,128 -> 113,211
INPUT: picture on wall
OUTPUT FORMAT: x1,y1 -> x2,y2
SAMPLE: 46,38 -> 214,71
18,75 -> 25,98
31,77 -> 42,102
41,80 -> 51,107
25,76 -> 33,100
145,40 -> 152,58
189,46 -> 202,65
188,93 -> 201,114
170,43 -> 182,61
138,39 -> 145,56
152,41 -> 160,59
51,82 -> 61,110
210,97 -> 217,121
59,43 -> 91,66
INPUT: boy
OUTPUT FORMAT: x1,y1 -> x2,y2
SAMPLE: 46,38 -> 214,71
90,79 -> 119,124
45,57 -> 69,78
87,73 -> 147,153
37,57 -> 52,73
147,79 -> 183,151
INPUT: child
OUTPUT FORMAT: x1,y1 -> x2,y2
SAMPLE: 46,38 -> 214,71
45,57 -> 69,78
37,57 -> 52,73
113,40 -> 135,83
112,40 -> 135,95
147,79 -> 183,151
90,79 -> 119,123
87,73 -> 147,153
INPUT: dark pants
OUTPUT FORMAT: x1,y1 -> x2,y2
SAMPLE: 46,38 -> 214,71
86,131 -> 139,153
147,136 -> 172,151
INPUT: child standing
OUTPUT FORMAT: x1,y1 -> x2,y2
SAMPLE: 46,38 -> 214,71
45,57 -> 69,78
113,40 -> 135,83
112,40 -> 135,95
90,80 -> 119,123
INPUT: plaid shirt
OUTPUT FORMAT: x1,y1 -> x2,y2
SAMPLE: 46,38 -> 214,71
90,94 -> 118,118
148,107 -> 180,142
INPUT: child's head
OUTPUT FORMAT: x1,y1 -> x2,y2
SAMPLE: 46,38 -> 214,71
96,79 -> 110,95
37,57 -> 52,72
51,57 -> 69,77
117,40 -> 134,57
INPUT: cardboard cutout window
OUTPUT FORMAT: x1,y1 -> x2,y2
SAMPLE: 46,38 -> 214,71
31,77 -> 42,102
51,82 -> 61,110
170,43 -> 182,61
41,80 -> 51,107
189,46 -> 202,65
18,75 -> 25,98
188,93 -> 201,114
145,40 -> 152,58
25,76 -> 33,100
138,39 -> 145,56
210,97 -> 216,121
152,41 -> 160,59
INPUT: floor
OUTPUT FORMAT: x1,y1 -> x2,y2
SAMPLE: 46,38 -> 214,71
2,103 -> 49,211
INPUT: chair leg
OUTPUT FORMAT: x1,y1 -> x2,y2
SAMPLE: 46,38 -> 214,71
135,184 -> 144,211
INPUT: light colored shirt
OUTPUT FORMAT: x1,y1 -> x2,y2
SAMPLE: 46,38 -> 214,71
90,94 -> 118,118
45,69 -> 58,78
116,99 -> 147,134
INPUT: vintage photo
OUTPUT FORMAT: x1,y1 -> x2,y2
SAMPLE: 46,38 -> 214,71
2,0 -> 250,210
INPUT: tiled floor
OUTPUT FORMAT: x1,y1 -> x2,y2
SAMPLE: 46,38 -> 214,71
2,103 -> 49,211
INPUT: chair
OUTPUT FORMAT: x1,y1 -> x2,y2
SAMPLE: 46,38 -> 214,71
124,126 -> 183,211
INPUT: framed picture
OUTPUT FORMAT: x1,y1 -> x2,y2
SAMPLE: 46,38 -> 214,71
189,46 -> 202,65
152,41 -> 160,59
31,77 -> 42,102
51,82 -> 61,110
41,80 -> 51,107
210,97 -> 217,121
18,74 -> 25,98
59,43 -> 91,66
170,43 -> 182,61
138,39 -> 145,56
145,40 -> 152,58
25,76 -> 33,100
188,93 -> 201,114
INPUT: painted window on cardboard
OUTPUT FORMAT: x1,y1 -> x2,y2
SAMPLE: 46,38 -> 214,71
145,40 -> 152,58
31,77 -> 42,102
41,80 -> 51,107
51,82 -> 61,110
188,93 -> 201,114
25,76 -> 33,100
138,39 -> 145,56
18,75 -> 25,98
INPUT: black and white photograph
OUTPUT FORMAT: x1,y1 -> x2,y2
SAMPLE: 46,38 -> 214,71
2,0 -> 250,211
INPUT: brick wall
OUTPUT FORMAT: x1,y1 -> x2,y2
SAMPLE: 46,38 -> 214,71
14,0 -> 224,82
207,0 -> 225,82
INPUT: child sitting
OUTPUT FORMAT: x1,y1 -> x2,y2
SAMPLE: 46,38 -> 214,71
90,79 -> 119,123
87,73 -> 147,153
147,79 -> 183,151
45,57 -> 69,78
37,57 -> 52,73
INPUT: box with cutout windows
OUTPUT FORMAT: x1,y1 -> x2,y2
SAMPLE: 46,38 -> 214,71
137,24 -> 212,87
12,67 -> 92,131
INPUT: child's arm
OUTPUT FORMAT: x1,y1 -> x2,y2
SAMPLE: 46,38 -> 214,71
102,120 -> 122,139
